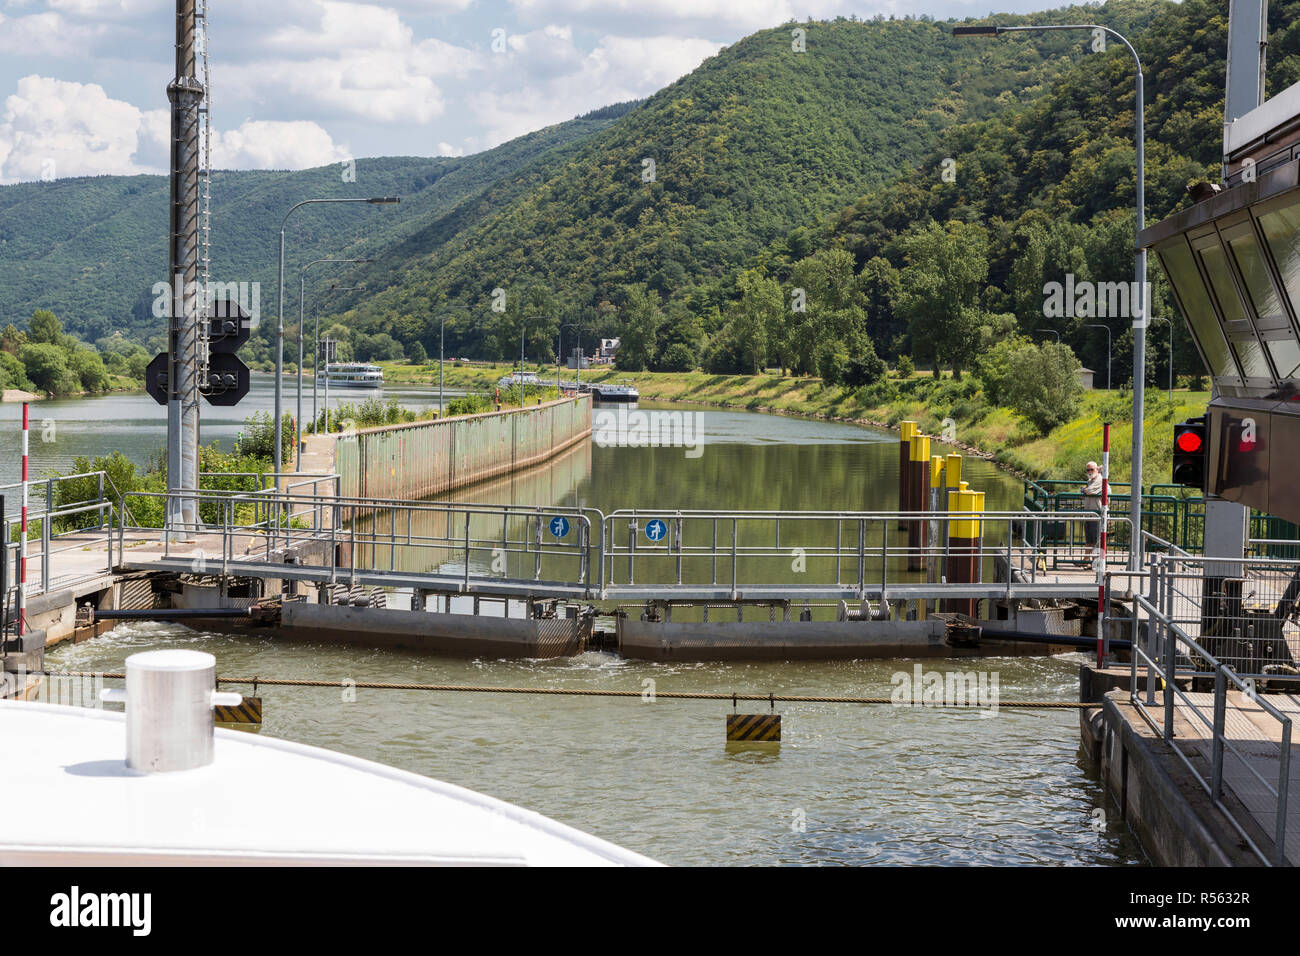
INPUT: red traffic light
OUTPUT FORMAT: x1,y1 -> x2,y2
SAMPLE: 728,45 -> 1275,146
1176,430 -> 1203,454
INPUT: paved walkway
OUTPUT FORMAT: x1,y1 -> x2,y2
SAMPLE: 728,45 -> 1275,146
1158,689 -> 1300,863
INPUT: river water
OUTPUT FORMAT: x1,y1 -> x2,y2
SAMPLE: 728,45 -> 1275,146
37,384 -> 1145,866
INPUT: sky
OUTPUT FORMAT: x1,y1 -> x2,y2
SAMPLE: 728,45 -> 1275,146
0,0 -> 1054,184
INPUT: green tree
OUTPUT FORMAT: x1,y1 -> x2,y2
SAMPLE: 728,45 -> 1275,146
19,343 -> 74,394
0,350 -> 34,391
407,341 -> 428,364
727,268 -> 782,374
1001,340 -> 1085,435
615,285 -> 663,372
658,342 -> 698,372
28,309 -> 62,345
69,348 -> 111,393
893,221 -> 989,379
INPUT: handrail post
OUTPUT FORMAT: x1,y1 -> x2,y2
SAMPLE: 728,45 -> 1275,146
1163,559 -> 1176,740
463,510 -> 471,592
1277,717 -> 1291,866
1146,556 -> 1161,706
731,517 -> 738,599
857,518 -> 865,599
97,472 -> 105,529
674,515 -> 683,586
627,517 -> 636,586
1211,666 -> 1226,799
40,501 -> 50,594
534,514 -> 543,581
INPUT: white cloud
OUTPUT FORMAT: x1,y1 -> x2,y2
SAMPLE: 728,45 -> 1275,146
211,119 -> 352,169
223,3 -> 478,124
0,74 -> 160,183
471,29 -> 720,146
0,11 -> 106,56
0,75 -> 349,183
507,0 -> 864,34
437,141 -> 465,157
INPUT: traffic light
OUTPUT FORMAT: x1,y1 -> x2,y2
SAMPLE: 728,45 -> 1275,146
1172,416 -> 1207,492
145,298 -> 252,407
202,298 -> 250,406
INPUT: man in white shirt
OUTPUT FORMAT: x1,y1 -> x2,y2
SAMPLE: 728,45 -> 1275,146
1081,461 -> 1103,550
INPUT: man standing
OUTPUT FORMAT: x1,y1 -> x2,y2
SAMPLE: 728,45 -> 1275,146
1081,461 -> 1103,551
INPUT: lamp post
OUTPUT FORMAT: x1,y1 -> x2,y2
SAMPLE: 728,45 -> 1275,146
276,197 -> 398,483
1084,323 -> 1112,390
439,314 -> 446,417
954,22 -> 1146,570
301,257 -> 373,450
315,283 -> 364,436
1035,328 -> 1060,343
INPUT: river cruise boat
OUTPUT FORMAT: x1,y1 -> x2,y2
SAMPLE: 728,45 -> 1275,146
318,362 -> 384,388
497,371 -> 541,388
0,651 -> 655,866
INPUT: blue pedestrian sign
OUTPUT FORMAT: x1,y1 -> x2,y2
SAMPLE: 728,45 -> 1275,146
645,518 -> 668,542
549,516 -> 570,538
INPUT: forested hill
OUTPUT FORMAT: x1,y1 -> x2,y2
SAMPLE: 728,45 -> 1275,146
336,5 -> 1161,355
0,102 -> 638,343
1,4 -> 1150,364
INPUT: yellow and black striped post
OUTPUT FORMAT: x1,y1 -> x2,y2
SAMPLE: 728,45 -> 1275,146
726,713 -> 781,742
943,483 -> 984,617
907,433 -> 930,571
214,695 -> 263,726
898,421 -> 917,530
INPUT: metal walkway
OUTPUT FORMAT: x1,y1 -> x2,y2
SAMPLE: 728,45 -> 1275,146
3,475 -> 1118,606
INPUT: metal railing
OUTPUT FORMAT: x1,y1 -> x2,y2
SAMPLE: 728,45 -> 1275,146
0,472 -> 130,606
1131,553 -> 1295,865
100,493 -> 1114,604
599,509 -> 1111,602
114,489 -> 602,599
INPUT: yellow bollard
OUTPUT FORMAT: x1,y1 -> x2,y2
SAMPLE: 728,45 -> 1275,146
908,434 -> 931,571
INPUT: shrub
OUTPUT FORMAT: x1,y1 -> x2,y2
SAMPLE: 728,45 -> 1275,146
895,355 -> 914,378
657,342 -> 698,372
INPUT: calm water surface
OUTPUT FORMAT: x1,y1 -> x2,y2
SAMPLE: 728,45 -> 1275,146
42,390 -> 1143,866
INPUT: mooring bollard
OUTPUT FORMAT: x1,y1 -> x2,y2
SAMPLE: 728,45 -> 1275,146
907,432 -> 930,572
927,455 -> 944,598
943,453 -> 962,582
898,421 -> 917,530
943,482 -> 985,618
99,649 -> 242,773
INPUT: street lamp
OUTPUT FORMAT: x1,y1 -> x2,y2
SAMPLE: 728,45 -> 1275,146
301,257 -> 373,450
316,283 -> 365,437
438,313 -> 447,417
1035,328 -> 1060,343
276,196 -> 398,482
955,21 -> 1147,570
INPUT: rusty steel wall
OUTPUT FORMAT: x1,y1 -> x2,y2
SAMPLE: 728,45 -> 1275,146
335,395 -> 591,499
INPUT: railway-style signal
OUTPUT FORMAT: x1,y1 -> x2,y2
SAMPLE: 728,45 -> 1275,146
1172,417 -> 1207,492
145,298 -> 251,407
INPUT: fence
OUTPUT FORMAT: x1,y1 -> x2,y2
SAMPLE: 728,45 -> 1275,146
1025,478 -> 1300,561
1131,553 -> 1297,865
